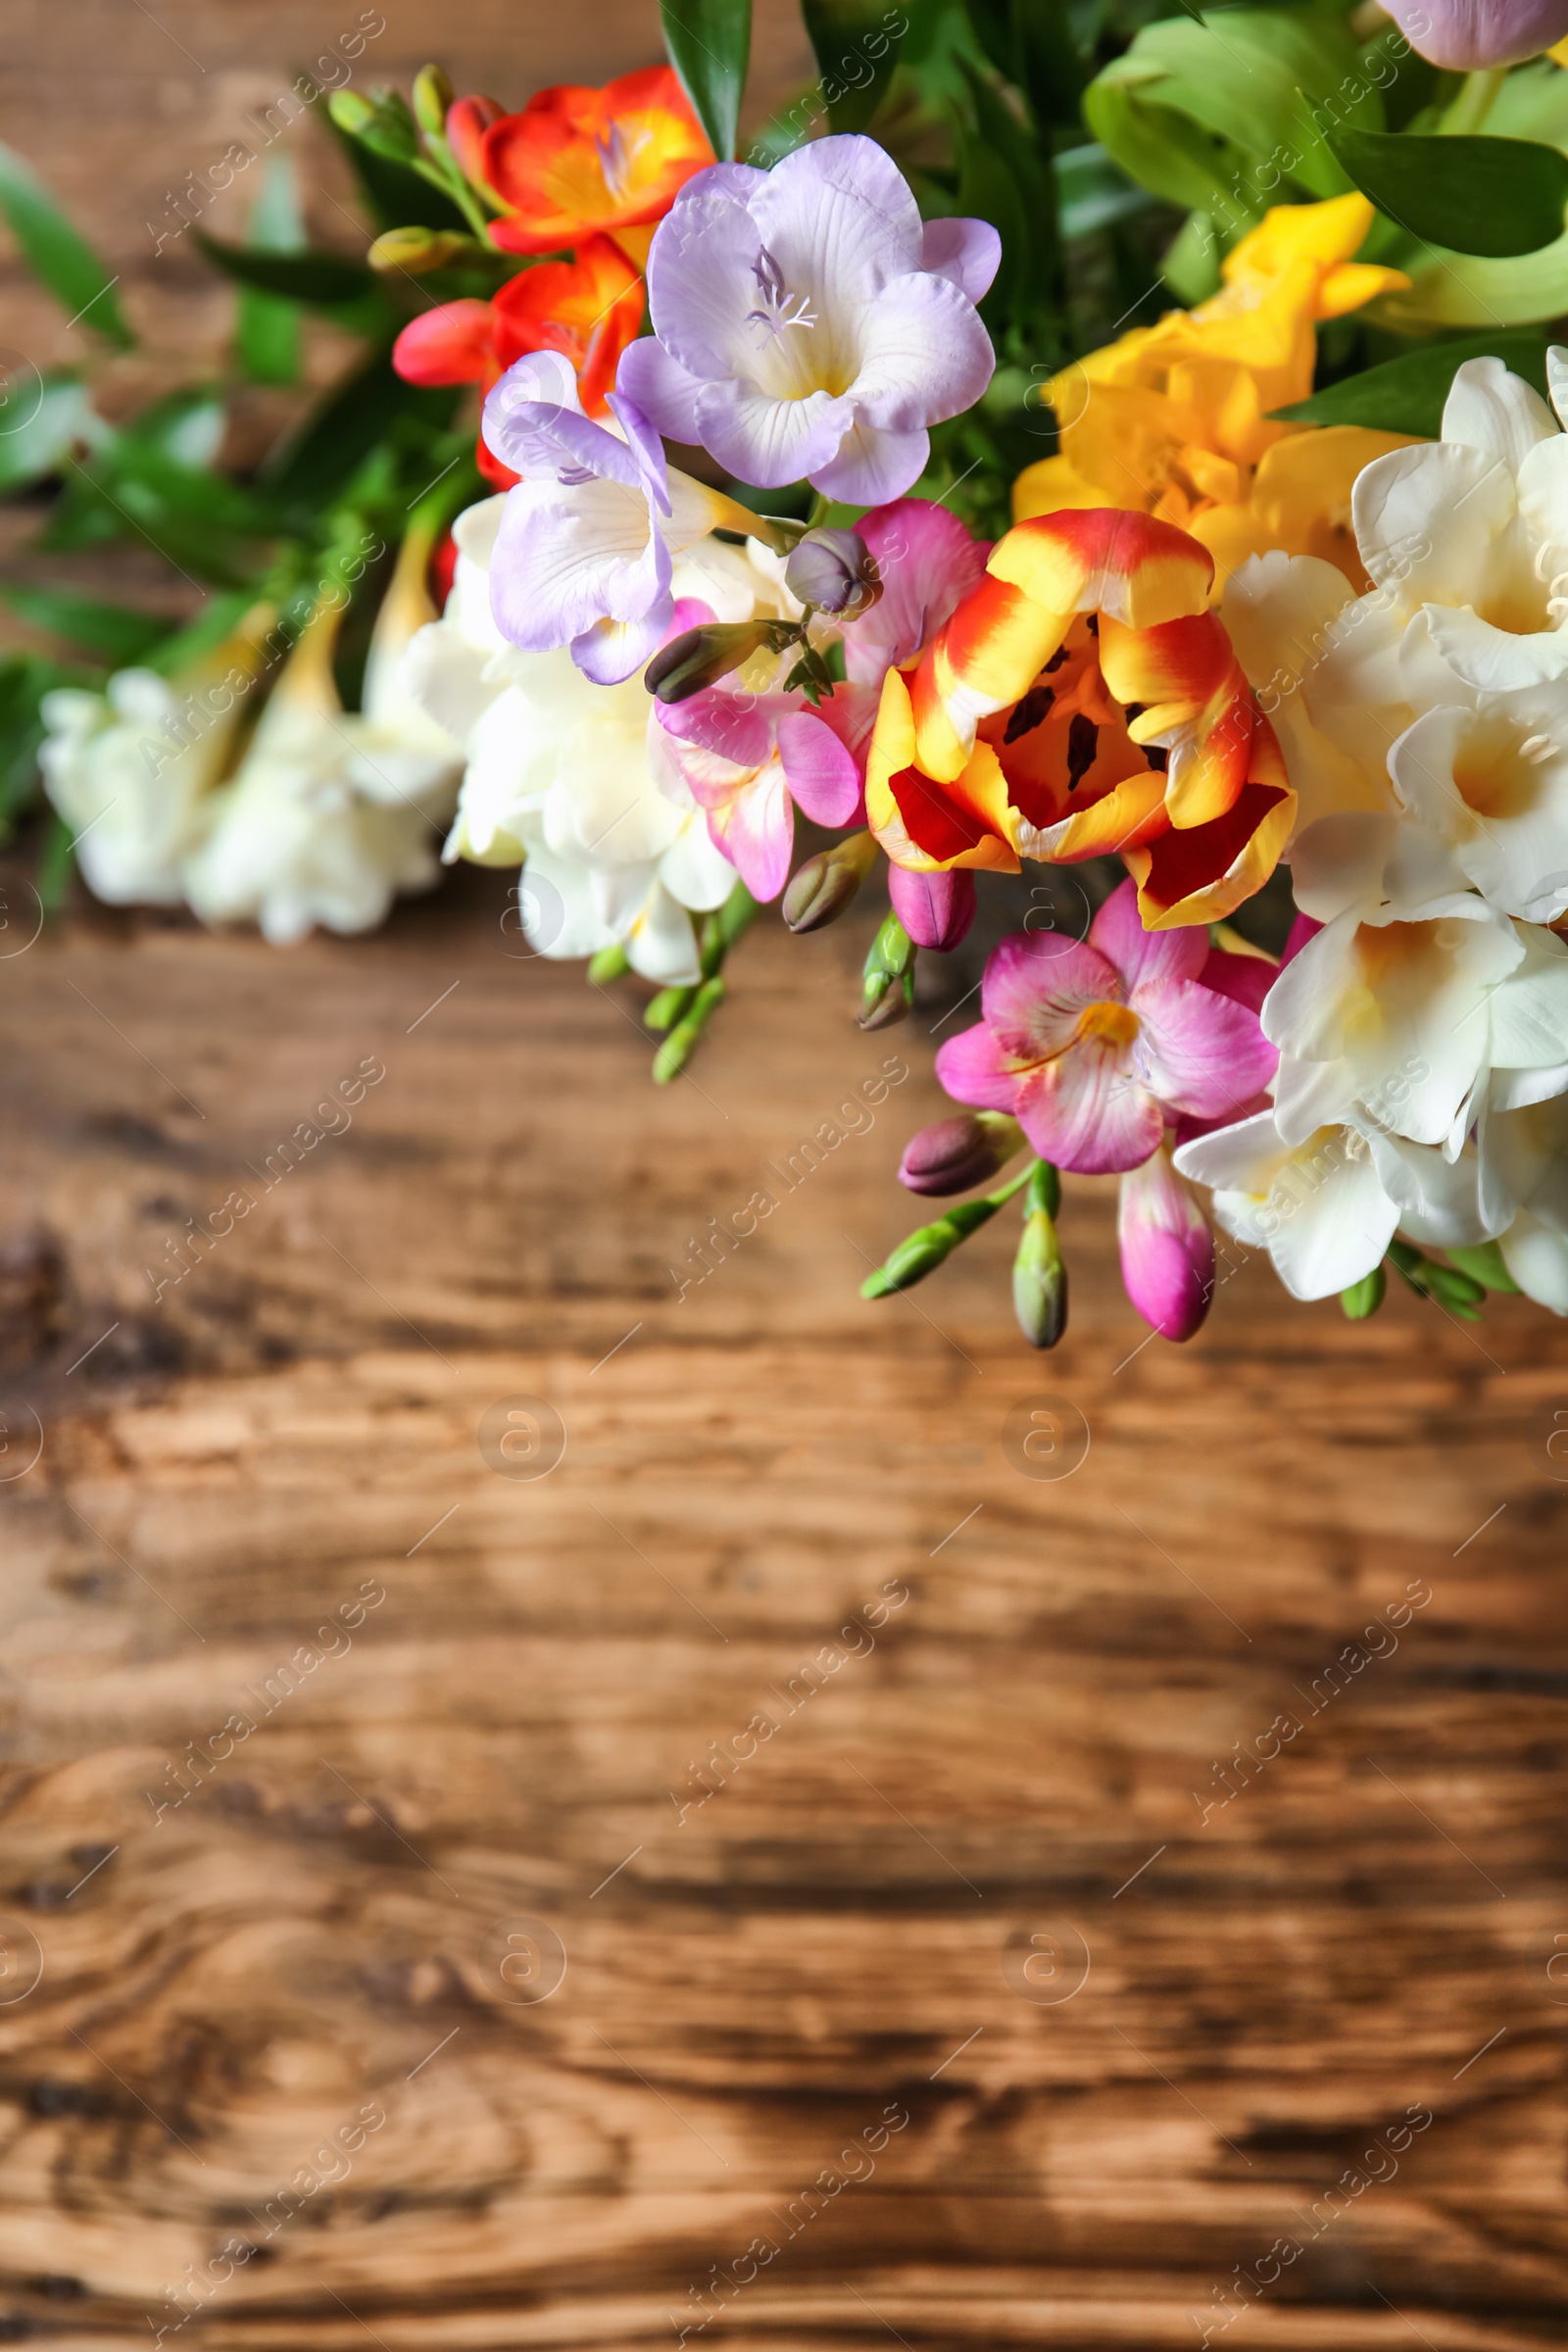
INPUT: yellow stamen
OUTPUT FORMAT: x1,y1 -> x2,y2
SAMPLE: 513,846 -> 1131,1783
1074,1000 -> 1140,1049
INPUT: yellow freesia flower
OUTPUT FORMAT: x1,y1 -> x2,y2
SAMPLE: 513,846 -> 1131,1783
1013,193 -> 1415,595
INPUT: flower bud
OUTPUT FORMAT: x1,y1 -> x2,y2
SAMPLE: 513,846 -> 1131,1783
368,226 -> 473,273
888,863 -> 975,953
1340,1266 -> 1386,1320
645,620 -> 774,704
447,94 -> 507,188
783,829 -> 879,932
1013,1207 -> 1067,1348
330,87 -> 419,162
900,1112 -> 1023,1197
858,910 -> 916,1029
784,526 -> 882,617
1118,1146 -> 1213,1344
413,64 -> 455,137
860,1194 -> 1002,1299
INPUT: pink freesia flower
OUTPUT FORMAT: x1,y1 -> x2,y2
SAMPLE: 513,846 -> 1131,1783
1118,1144 -> 1215,1343
655,684 -> 870,902
933,879 -> 1278,1174
844,500 -> 990,685
1382,0 -> 1568,66
617,138 -> 1000,504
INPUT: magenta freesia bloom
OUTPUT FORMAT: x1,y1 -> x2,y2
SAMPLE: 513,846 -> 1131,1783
656,685 -> 869,902
1118,1145 -> 1215,1343
934,880 -> 1278,1175
616,138 -> 1001,504
1383,0 -> 1568,66
843,499 -> 990,684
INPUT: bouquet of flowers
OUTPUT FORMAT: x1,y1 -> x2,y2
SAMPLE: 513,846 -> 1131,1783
10,0 -> 1568,1348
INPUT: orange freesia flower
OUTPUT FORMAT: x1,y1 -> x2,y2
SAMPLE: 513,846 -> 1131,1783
865,508 -> 1296,929
393,236 -> 644,487
1013,195 -> 1415,595
481,66 -> 714,267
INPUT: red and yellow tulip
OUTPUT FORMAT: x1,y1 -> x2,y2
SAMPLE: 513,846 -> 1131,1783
864,508 -> 1296,929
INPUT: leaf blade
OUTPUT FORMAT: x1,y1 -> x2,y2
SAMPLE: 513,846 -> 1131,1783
1329,128 -> 1568,259
1272,329 -> 1552,434
0,139 -> 134,348
662,0 -> 752,162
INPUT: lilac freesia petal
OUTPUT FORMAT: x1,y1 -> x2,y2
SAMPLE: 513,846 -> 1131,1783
490,477 -> 669,654
634,130 -> 998,500
571,605 -> 673,686
1382,0 -> 1568,65
921,217 -> 1003,304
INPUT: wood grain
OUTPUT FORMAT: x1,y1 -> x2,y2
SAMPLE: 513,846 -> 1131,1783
0,869 -> 1563,2350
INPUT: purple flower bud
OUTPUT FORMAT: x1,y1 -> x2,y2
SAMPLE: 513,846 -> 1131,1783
644,620 -> 774,704
888,863 -> 976,952
900,1112 -> 1024,1197
1381,0 -> 1568,66
784,527 -> 883,617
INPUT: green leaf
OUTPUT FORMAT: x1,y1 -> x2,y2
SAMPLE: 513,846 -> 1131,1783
192,229 -> 380,312
237,154 -> 305,388
1084,8 -> 1383,224
662,0 -> 752,162
0,373 -> 104,495
262,343 -> 460,509
1055,143 -> 1153,241
966,0 -> 1084,132
0,583 -> 172,665
957,59 -> 1060,330
1330,129 -> 1568,259
1273,328 -> 1553,433
801,0 -> 906,134
325,109 -> 468,234
0,139 -> 133,348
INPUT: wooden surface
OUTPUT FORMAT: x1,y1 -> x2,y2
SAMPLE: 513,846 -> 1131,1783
5,2 -> 1568,2341
0,872 -> 1563,2349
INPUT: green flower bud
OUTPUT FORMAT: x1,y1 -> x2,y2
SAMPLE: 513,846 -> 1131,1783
858,910 -> 916,1030
1013,1206 -> 1067,1348
860,1195 -> 1003,1298
331,87 -> 419,162
413,64 -> 456,136
368,225 -> 474,273
327,90 -> 375,135
644,620 -> 775,704
783,829 -> 880,933
1445,1240 -> 1521,1294
1340,1266 -> 1386,1320
1387,1238 -> 1487,1319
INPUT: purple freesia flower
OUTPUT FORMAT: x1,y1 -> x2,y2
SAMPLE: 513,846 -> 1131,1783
617,137 -> 1001,505
934,880 -> 1278,1175
482,350 -> 764,685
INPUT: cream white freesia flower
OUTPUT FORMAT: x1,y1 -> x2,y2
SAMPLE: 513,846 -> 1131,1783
403,494 -> 789,984
1262,810 -> 1568,1153
181,535 -> 461,947
37,608 -> 273,906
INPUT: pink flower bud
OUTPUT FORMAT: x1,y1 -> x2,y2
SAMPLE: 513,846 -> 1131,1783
888,863 -> 976,952
1381,0 -> 1568,67
447,94 -> 506,189
1118,1146 -> 1214,1344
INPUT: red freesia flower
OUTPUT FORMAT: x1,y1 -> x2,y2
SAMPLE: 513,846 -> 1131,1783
480,66 -> 713,265
392,235 -> 645,487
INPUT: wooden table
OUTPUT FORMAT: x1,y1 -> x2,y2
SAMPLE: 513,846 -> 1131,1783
0,872 -> 1563,2350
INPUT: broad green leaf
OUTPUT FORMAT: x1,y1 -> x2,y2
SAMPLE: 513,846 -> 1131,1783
0,584 -> 172,665
191,231 -> 380,311
1384,228 -> 1568,326
1330,128 -> 1568,258
262,343 -> 460,509
325,110 -> 468,233
801,1 -> 906,134
1084,9 -> 1383,222
1272,329 -> 1552,433
0,140 -> 133,348
0,374 -> 104,495
1055,143 -> 1154,241
238,154 -> 305,388
662,0 -> 752,162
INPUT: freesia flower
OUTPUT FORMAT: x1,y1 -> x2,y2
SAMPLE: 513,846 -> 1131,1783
655,680 -> 868,903
1118,1143 -> 1214,1341
934,879 -> 1277,1174
401,494 -> 781,982
1381,0 -> 1568,68
483,349 -> 777,685
1174,1111 -> 1405,1300
617,136 -> 1000,503
38,607 -> 273,906
1013,196 -> 1412,594
864,506 -> 1296,928
393,237 -> 644,486
181,535 -> 461,946
1261,808 -> 1568,1153
480,67 -> 712,267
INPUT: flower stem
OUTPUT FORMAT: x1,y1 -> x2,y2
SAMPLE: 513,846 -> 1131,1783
861,1157 -> 1042,1298
650,881 -> 757,1082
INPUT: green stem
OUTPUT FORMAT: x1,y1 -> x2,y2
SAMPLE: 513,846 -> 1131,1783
861,1158 -> 1041,1299
1443,67 -> 1506,135
413,155 -> 495,244
651,881 -> 756,1080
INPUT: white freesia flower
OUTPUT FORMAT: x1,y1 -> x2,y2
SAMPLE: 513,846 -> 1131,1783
403,494 -> 789,984
37,612 -> 272,906
181,536 -> 461,947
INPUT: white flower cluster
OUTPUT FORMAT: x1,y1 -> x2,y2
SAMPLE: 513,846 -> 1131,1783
401,495 -> 794,985
1177,358 -> 1568,1309
37,541 -> 461,947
